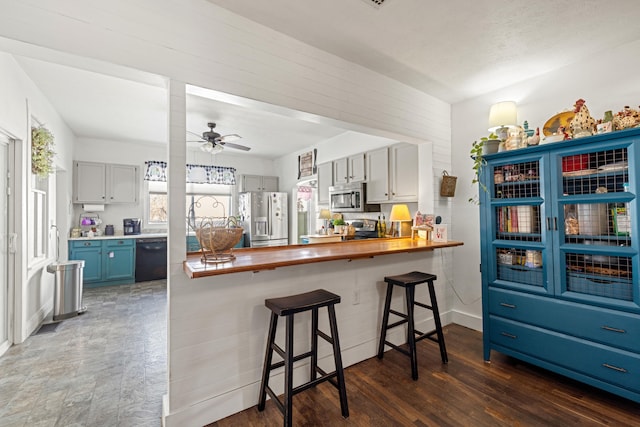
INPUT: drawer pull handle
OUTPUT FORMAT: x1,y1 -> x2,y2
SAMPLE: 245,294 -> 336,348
602,363 -> 627,373
601,325 -> 626,334
500,302 -> 516,309
500,332 -> 517,339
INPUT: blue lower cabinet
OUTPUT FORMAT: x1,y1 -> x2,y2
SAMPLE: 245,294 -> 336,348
69,239 -> 135,287
69,240 -> 102,282
186,235 -> 201,252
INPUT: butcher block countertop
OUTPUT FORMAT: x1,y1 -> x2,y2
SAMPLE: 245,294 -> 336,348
183,237 -> 463,278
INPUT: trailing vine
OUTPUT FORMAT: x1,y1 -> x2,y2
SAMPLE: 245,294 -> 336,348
31,125 -> 55,177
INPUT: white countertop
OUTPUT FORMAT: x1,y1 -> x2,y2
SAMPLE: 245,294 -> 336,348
68,233 -> 167,241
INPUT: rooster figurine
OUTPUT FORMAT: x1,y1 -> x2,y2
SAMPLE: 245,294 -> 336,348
528,127 -> 540,146
569,99 -> 596,137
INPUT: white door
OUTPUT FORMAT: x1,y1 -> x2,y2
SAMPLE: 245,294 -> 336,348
0,136 -> 9,354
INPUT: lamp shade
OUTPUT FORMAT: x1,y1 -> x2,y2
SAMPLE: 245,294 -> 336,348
488,101 -> 517,132
389,204 -> 411,222
318,208 -> 332,220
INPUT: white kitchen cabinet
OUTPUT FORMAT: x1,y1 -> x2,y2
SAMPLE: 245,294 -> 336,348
389,143 -> 419,202
366,147 -> 390,203
366,143 -> 418,203
333,153 -> 366,185
317,162 -> 333,205
73,161 -> 139,204
241,174 -> 279,192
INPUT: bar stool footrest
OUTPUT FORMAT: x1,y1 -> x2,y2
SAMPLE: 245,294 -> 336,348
383,340 -> 411,357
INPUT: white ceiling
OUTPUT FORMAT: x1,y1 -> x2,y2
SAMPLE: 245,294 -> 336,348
13,55 -> 349,159
10,0 -> 640,157
207,0 -> 640,103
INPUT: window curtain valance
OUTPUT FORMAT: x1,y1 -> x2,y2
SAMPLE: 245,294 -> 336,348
144,161 -> 237,185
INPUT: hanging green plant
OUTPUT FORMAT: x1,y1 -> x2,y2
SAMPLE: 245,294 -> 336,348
31,125 -> 55,177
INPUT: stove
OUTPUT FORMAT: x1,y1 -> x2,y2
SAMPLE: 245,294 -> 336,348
351,219 -> 380,239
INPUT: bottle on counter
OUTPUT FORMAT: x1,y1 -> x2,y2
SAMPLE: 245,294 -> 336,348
381,215 -> 387,236
377,216 -> 383,237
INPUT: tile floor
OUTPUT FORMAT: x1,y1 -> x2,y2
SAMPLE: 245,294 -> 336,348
0,280 -> 167,427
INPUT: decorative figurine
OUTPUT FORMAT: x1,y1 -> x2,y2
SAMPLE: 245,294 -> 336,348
528,127 -> 540,146
613,106 -> 638,130
569,99 -> 596,137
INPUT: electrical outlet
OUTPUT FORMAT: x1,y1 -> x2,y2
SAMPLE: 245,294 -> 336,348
353,288 -> 360,305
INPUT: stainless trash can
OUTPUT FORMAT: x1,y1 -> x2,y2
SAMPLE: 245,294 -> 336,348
46,260 -> 87,321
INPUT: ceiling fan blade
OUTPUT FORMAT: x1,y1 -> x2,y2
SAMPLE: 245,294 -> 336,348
218,134 -> 242,143
221,142 -> 251,151
187,130 -> 203,138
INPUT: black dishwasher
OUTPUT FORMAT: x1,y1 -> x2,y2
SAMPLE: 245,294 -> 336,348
135,238 -> 167,282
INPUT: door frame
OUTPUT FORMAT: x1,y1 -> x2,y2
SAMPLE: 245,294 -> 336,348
0,128 -> 19,356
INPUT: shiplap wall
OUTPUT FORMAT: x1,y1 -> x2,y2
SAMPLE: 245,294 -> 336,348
0,1 -> 453,424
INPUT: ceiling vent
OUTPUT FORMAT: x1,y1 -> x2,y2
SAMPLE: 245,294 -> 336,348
360,0 -> 388,9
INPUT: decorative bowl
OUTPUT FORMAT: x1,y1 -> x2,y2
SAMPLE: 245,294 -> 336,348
542,134 -> 564,144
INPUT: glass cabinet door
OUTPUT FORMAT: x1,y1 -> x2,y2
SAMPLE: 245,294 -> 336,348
488,155 -> 550,294
554,145 -> 637,310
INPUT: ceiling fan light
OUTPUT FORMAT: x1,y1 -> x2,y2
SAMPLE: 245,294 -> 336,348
200,142 -> 223,153
221,134 -> 242,143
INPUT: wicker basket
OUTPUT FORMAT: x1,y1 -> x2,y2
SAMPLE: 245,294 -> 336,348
196,226 -> 243,263
440,170 -> 457,197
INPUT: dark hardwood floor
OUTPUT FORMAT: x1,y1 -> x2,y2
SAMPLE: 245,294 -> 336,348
210,324 -> 639,426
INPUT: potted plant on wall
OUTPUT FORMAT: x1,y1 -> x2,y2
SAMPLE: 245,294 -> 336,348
31,125 -> 55,177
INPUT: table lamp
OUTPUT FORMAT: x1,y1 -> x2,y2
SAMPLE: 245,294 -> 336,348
318,208 -> 331,233
389,204 -> 412,237
488,101 -> 517,141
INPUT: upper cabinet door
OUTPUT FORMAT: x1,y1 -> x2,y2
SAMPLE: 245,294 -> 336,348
317,162 -> 333,205
74,161 -> 106,203
349,153 -> 366,182
366,148 -> 390,203
108,164 -> 139,203
242,175 -> 263,192
261,176 -> 279,192
389,144 -> 419,202
333,158 -> 348,185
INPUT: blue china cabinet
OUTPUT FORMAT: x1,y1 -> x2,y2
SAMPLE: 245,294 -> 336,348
479,128 -> 640,403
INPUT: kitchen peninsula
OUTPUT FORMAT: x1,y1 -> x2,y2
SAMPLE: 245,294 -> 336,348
170,238 -> 463,425
184,237 -> 463,277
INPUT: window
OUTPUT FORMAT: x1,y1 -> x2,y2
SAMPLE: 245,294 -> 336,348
28,174 -> 50,266
145,181 -> 233,227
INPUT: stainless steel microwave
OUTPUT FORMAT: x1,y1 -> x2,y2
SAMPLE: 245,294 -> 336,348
329,182 -> 380,213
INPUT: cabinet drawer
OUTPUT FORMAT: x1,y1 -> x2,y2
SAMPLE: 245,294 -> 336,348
489,317 -> 640,394
489,287 -> 640,353
70,240 -> 101,248
104,239 -> 134,248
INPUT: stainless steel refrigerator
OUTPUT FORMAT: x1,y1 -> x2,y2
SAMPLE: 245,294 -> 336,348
239,192 -> 288,247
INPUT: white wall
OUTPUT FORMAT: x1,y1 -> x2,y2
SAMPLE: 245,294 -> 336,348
0,52 -> 76,341
0,1 -> 452,424
450,39 -> 640,331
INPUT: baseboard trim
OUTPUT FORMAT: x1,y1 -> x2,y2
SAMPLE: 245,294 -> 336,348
25,301 -> 52,338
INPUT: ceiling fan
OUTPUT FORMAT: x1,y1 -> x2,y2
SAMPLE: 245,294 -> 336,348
187,122 -> 251,153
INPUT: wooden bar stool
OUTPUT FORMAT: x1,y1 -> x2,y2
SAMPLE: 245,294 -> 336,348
258,289 -> 349,426
377,271 -> 448,380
